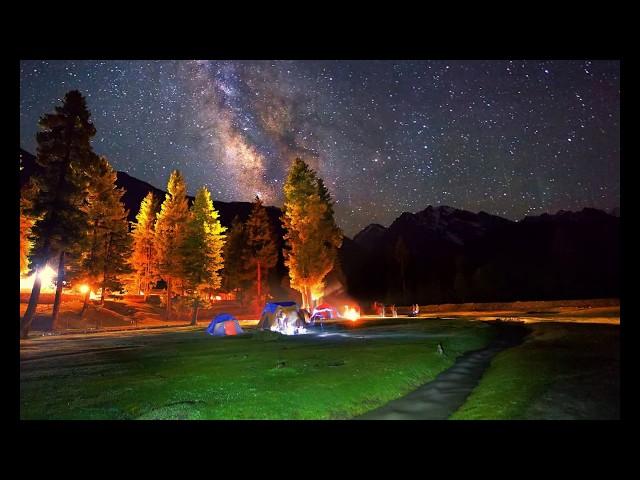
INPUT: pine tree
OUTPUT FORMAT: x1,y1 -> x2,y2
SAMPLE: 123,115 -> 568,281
222,216 -> 252,302
179,187 -> 226,325
282,158 -> 342,310
155,170 -> 190,319
98,192 -> 132,306
130,192 -> 159,300
21,90 -> 98,338
244,196 -> 278,310
69,156 -> 132,316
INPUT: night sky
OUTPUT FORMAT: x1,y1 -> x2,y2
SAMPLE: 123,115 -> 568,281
20,60 -> 620,236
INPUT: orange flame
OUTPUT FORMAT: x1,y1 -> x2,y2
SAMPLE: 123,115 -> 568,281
342,305 -> 360,321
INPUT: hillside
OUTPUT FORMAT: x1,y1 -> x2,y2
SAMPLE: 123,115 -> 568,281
341,205 -> 620,305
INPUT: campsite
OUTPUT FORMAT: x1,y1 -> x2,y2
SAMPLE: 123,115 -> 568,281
19,60 -> 620,421
20,300 -> 619,420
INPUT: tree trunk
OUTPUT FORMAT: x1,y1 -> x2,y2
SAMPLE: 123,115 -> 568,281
142,270 -> 148,301
166,278 -> 172,320
51,251 -> 65,331
80,288 -> 90,317
143,243 -> 149,299
21,265 -> 43,339
100,234 -> 112,306
301,285 -> 311,311
305,287 -> 309,311
190,298 -> 199,326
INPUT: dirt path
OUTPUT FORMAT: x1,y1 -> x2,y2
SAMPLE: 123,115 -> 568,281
357,322 -> 529,420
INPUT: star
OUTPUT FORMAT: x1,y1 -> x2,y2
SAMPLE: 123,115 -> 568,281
20,60 -> 620,236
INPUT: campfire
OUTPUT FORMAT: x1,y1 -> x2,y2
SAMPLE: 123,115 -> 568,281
341,305 -> 360,321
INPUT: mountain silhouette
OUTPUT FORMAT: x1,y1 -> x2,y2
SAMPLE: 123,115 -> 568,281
341,203 -> 619,304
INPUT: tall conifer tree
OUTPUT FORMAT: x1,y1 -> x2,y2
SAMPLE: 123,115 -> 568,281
155,170 -> 190,319
21,90 -> 98,338
180,187 -> 226,324
282,158 -> 342,310
69,156 -> 132,315
244,195 -> 278,309
98,189 -> 132,306
130,192 -> 159,300
222,216 -> 252,303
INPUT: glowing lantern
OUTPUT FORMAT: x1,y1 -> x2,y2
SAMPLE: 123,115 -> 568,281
79,284 -> 90,294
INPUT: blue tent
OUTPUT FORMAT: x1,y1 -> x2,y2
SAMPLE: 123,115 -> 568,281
257,301 -> 304,330
261,301 -> 297,314
206,313 -> 244,336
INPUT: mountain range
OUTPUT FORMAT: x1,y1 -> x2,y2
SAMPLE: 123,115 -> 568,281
341,203 -> 620,304
20,148 -> 620,304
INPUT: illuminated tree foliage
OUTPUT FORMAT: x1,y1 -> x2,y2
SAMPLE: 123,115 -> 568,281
222,216 -> 252,302
282,158 -> 342,310
97,188 -> 132,306
130,192 -> 160,300
70,156 -> 132,315
20,90 -> 97,338
244,195 -> 279,310
20,181 -> 38,276
154,170 -> 190,319
179,186 -> 226,325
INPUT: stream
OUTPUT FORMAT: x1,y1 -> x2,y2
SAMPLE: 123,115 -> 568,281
357,322 -> 530,420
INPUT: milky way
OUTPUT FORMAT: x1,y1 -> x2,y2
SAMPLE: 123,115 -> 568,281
19,60 -> 620,236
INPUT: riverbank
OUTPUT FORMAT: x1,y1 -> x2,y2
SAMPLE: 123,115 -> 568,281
451,322 -> 620,419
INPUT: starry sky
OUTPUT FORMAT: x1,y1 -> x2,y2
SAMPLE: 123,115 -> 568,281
20,60 -> 620,236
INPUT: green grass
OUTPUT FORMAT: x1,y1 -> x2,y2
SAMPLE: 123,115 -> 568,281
451,323 -> 620,420
20,319 -> 493,420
